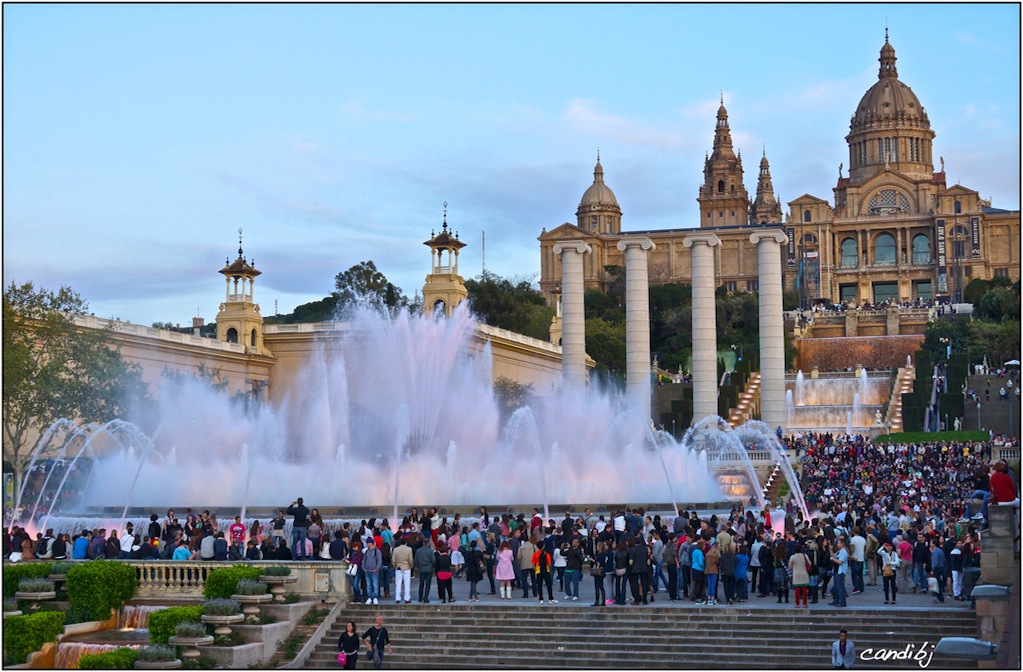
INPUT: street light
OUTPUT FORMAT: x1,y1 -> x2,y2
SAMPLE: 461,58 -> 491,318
976,402 -> 982,430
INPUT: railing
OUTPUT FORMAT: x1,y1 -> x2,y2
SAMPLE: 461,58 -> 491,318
993,446 -> 1021,462
71,315 -> 245,353
126,561 -> 352,600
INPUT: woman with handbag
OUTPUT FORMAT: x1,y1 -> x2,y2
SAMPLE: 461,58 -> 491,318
337,621 -> 359,670
589,541 -> 611,606
346,541 -> 364,604
878,541 -> 900,604
613,540 -> 630,605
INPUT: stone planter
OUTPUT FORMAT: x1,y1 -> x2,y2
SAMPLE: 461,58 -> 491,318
231,593 -> 273,623
14,591 -> 56,612
259,575 -> 297,602
167,634 -> 214,660
201,613 -> 244,638
48,574 -> 67,591
3,610 -> 23,618
134,660 -> 183,670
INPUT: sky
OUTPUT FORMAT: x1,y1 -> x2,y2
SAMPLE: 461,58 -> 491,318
3,3 -> 1020,327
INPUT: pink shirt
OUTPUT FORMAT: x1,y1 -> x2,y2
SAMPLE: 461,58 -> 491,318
447,534 -> 460,552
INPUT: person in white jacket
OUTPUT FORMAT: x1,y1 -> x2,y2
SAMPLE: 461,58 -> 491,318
878,541 -> 900,605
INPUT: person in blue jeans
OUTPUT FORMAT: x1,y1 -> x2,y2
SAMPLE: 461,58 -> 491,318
830,538 -> 849,607
286,497 -> 310,561
362,539 -> 383,604
564,539 -> 584,600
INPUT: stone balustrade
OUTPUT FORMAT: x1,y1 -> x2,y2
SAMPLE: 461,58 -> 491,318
127,561 -> 352,603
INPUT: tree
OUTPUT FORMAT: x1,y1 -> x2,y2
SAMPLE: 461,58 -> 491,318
3,282 -> 147,496
334,261 -> 408,314
465,274 -> 553,341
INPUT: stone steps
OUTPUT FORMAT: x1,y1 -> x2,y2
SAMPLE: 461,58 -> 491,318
302,604 -> 976,669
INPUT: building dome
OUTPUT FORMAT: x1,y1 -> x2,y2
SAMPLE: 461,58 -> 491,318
850,35 -> 929,129
579,155 -> 619,207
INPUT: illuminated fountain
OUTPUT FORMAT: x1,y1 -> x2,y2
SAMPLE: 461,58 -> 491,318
785,368 -> 891,434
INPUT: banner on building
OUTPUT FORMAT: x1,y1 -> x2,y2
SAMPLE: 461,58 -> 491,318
970,217 -> 981,256
786,227 -> 795,264
936,219 -> 947,294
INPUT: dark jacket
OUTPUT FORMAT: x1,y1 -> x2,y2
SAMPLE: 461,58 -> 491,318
627,544 -> 649,574
287,503 -> 310,528
566,546 -> 585,571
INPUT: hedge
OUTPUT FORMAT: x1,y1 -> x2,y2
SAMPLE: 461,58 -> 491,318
65,560 -> 137,622
2,610 -> 65,665
78,647 -> 139,669
147,605 -> 204,645
202,565 -> 263,600
874,430 -> 989,445
3,563 -> 53,598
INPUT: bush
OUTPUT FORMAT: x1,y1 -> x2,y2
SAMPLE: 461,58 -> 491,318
65,560 -> 136,622
233,579 -> 267,596
3,597 -> 18,612
2,610 -> 65,665
260,565 -> 291,576
148,605 -> 203,645
17,577 -> 55,593
50,561 -> 77,576
202,598 -> 241,615
136,644 -> 178,662
78,647 -> 138,669
173,621 -> 209,638
202,565 -> 263,600
3,563 -> 53,598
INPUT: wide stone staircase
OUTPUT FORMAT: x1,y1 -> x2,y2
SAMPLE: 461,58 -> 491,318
304,604 -> 977,669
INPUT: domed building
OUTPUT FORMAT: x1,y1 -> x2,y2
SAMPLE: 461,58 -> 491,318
538,33 -> 1020,310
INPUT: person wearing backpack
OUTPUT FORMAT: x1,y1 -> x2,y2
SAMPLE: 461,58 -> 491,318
35,529 -> 55,560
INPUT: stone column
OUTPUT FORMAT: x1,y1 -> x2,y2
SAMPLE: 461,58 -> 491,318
617,237 -> 656,420
553,240 -> 592,388
682,233 -> 721,422
750,229 -> 789,433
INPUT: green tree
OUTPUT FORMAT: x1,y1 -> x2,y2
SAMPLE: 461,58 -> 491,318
465,274 -> 553,341
584,317 -> 627,373
976,287 -> 1019,322
334,261 -> 408,313
493,376 -> 535,424
3,282 -> 146,496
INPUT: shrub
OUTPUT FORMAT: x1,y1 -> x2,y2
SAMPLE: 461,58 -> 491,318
50,561 -> 77,576
260,565 -> 291,577
281,592 -> 300,604
233,579 -> 267,596
65,560 -> 136,622
136,644 -> 178,662
202,565 -> 263,600
78,647 -> 139,669
63,604 -> 92,625
3,563 -> 53,598
2,610 -> 65,665
148,606 -> 203,645
3,597 -> 18,612
173,621 -> 209,638
202,598 -> 241,615
17,577 -> 55,593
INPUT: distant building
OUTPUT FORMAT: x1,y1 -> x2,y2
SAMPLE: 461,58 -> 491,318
538,34 -> 1020,308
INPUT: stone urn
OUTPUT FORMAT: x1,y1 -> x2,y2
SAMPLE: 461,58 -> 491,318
260,575 -> 298,602
134,660 -> 183,669
167,634 -> 214,661
231,592 -> 273,623
3,609 -> 23,618
48,573 -> 67,591
14,590 -> 56,612
201,612 -> 245,638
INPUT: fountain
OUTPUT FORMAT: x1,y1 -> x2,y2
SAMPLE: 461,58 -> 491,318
12,303 -> 811,536
785,368 -> 891,434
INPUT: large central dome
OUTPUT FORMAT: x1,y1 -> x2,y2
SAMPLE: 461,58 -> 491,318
850,35 -> 929,130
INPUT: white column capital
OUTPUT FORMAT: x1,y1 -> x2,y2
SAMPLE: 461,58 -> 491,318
748,229 -> 788,246
616,237 -> 656,252
553,240 -> 592,256
682,232 -> 721,249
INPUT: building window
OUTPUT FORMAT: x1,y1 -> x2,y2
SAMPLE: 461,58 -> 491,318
226,327 -> 238,344
722,281 -> 737,293
995,268 -> 1010,278
913,280 -> 932,300
746,279 -> 759,292
718,180 -> 725,193
954,200 -> 961,214
911,234 -> 931,265
951,225 -> 968,259
874,233 -> 897,265
840,238 -> 858,268
873,281 -> 899,303
840,284 -> 857,304
707,212 -> 712,219
877,138 -> 883,161
868,189 -> 911,214
591,215 -> 598,231
804,210 -> 811,223
719,212 -> 724,218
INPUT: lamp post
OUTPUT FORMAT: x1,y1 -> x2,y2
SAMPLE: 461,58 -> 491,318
976,402 -> 982,430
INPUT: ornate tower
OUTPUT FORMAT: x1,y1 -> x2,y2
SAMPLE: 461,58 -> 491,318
575,151 -> 622,234
422,203 -> 468,317
843,30 -> 935,190
751,148 -> 783,224
698,97 -> 751,227
216,228 -> 266,354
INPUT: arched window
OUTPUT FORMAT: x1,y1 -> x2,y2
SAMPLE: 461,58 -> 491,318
874,233 -> 896,265
226,327 -> 238,344
954,200 -> 961,214
911,234 -> 931,265
432,299 -> 446,316
250,329 -> 257,347
717,180 -> 724,193
840,238 -> 857,268
730,184 -> 736,193
804,210 -> 811,223
868,189 -> 912,215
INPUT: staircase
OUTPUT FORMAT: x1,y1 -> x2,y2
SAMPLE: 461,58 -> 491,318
727,372 -> 761,428
885,366 -> 916,433
304,604 -> 976,669
762,464 -> 784,504
968,374 -> 1021,439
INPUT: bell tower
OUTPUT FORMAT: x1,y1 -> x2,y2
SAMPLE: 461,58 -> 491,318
216,228 -> 267,354
698,96 -> 751,227
422,202 -> 468,317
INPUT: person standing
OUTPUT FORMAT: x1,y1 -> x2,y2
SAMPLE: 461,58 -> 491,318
930,538 -> 947,603
564,538 -> 585,601
517,535 -> 538,599
463,543 -> 485,603
495,541 -> 516,599
878,541 -> 899,604
788,543 -> 811,608
830,538 -> 849,607
663,532 -> 679,601
228,516 -> 246,560
832,629 -> 856,669
391,538 -> 413,604
337,621 -> 360,670
362,615 -> 392,670
413,537 -> 436,604
362,539 -> 383,605
848,527 -> 866,595
286,497 -> 310,561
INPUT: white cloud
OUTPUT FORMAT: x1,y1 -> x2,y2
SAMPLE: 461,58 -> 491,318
563,98 -> 685,150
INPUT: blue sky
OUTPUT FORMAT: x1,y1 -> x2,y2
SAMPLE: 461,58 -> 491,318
4,3 -> 1020,327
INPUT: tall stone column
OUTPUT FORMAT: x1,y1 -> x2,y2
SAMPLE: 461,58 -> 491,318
750,229 -> 789,433
553,240 -> 592,388
617,237 -> 656,420
682,233 -> 721,423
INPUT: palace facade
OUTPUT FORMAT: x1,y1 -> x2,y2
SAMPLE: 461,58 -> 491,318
538,35 -> 1021,308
